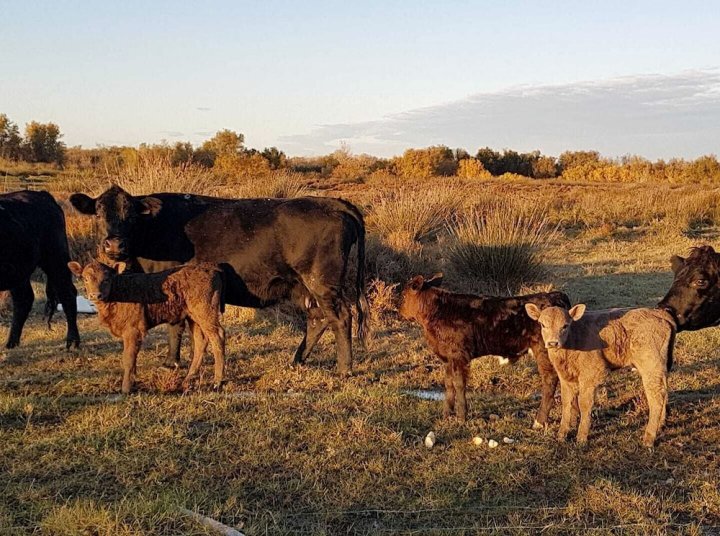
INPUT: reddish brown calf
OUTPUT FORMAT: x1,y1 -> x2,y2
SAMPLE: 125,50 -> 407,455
399,273 -> 570,424
69,260 -> 225,394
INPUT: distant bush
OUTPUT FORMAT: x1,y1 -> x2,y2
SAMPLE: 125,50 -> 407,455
392,146 -> 458,179
457,158 -> 490,179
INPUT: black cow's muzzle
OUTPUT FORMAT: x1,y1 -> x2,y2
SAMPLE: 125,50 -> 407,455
103,237 -> 129,260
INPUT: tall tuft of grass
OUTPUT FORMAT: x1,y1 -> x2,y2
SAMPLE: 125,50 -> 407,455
368,184 -> 462,250
447,200 -> 557,294
231,171 -> 310,199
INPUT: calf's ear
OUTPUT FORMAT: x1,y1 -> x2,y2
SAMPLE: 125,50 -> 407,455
569,303 -> 586,321
424,272 -> 444,289
408,275 -> 425,291
67,261 -> 83,277
114,262 -> 128,274
139,196 -> 163,216
69,193 -> 97,215
524,303 -> 541,320
670,255 -> 685,274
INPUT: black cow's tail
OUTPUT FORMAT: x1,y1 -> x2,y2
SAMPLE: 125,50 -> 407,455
355,217 -> 369,350
44,280 -> 58,329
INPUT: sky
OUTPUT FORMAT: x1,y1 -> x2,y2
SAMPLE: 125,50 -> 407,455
1,0 -> 719,158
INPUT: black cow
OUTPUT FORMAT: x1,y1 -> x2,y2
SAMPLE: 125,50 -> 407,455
658,245 -> 720,331
0,190 -> 80,348
69,186 -> 367,374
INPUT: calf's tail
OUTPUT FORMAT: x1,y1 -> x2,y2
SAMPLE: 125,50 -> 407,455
666,325 -> 676,372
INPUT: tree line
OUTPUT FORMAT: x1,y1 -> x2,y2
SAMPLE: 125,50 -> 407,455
2,112 -> 719,183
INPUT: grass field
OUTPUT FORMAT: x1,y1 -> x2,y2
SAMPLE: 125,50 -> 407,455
1,174 -> 720,534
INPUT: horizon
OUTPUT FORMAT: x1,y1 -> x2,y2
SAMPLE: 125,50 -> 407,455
2,1 -> 719,159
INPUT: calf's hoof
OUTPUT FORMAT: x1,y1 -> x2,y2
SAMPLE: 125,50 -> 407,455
642,434 -> 656,449
212,382 -> 224,393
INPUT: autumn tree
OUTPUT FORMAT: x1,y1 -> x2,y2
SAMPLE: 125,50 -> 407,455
394,146 -> 458,178
23,121 -> 65,164
0,114 -> 22,160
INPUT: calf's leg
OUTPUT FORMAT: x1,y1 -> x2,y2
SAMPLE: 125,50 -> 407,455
443,361 -> 456,418
183,320 -> 208,391
533,345 -> 559,429
203,323 -> 225,391
637,363 -> 668,448
557,380 -> 577,442
7,280 -> 34,348
576,380 -> 599,445
453,360 -> 469,421
120,330 -> 142,394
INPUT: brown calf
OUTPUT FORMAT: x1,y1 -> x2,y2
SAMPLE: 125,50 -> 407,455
399,273 -> 570,423
525,304 -> 675,447
68,260 -> 225,394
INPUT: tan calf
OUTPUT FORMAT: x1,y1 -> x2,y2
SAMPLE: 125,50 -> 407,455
525,304 -> 675,448
69,260 -> 225,394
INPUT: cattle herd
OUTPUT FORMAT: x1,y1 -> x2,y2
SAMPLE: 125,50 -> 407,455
1,187 -> 719,449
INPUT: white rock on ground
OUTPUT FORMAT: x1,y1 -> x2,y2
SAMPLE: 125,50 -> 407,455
472,436 -> 484,446
503,437 -> 515,444
488,439 -> 499,449
424,432 -> 436,448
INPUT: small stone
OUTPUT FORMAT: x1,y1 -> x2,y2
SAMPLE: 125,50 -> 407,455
472,436 -> 484,446
665,478 -> 675,485
424,432 -> 436,449
489,414 -> 500,421
503,437 -> 515,444
496,356 -> 510,366
488,439 -> 499,449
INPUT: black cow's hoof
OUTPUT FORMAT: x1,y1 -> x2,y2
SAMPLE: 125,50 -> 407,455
5,340 -> 19,349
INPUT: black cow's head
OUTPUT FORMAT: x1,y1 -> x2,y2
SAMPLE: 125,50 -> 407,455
70,185 -> 162,261
658,245 -> 720,331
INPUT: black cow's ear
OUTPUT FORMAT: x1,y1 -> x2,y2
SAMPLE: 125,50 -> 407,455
409,275 -> 424,291
424,272 -> 444,289
670,255 -> 685,274
69,193 -> 97,215
139,196 -> 163,216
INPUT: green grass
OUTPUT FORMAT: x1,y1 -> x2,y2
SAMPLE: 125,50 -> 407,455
2,181 -> 720,534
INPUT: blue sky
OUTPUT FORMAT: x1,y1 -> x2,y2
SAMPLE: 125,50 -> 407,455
1,0 -> 719,157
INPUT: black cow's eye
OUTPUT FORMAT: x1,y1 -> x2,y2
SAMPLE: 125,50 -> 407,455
694,279 -> 709,289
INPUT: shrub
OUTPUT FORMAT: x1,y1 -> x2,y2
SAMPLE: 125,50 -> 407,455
456,158 -> 490,179
447,200 -> 557,294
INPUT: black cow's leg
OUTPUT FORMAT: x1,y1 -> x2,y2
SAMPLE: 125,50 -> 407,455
332,301 -> 353,375
312,290 -> 353,375
49,272 -> 80,349
162,322 -> 185,368
293,306 -> 329,365
533,344 -> 559,429
6,280 -> 34,348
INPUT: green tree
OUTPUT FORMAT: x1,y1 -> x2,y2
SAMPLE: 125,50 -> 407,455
201,129 -> 244,161
0,114 -> 23,160
261,147 -> 287,169
23,121 -> 65,164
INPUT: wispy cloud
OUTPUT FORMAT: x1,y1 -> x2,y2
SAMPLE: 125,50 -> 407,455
279,70 -> 720,158
159,130 -> 185,138
196,107 -> 211,112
